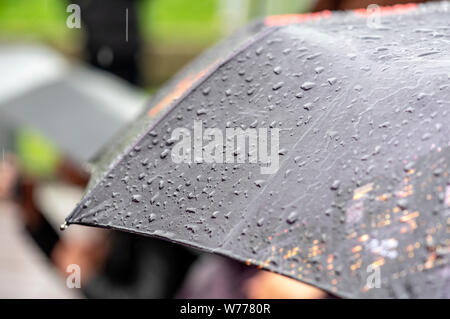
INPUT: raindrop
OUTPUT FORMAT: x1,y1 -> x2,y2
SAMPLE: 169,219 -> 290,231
211,211 -> 220,218
417,51 -> 440,57
185,224 -> 198,233
166,138 -> 177,145
150,193 -> 159,204
303,103 -> 314,111
330,180 -> 341,190
404,162 -> 415,172
254,180 -> 266,187
433,168 -> 442,176
83,200 -> 91,209
327,78 -> 337,85
250,120 -> 258,128
186,208 -> 197,214
202,87 -> 211,95
287,211 -> 298,224
314,66 -> 324,74
272,82 -> 284,90
132,195 -> 142,203
306,53 -> 321,60
397,198 -> 408,209
257,218 -> 265,227
301,81 -> 316,90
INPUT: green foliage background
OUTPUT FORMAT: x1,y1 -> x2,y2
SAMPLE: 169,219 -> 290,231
0,0 -> 221,46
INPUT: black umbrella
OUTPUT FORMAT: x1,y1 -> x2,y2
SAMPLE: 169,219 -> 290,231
65,2 -> 450,298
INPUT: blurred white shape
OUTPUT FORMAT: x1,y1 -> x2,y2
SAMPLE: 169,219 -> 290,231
0,44 -> 68,104
0,202 -> 81,298
218,0 -> 311,35
0,43 -> 148,163
219,0 -> 250,35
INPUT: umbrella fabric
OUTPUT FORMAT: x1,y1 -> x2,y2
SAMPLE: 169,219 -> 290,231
66,2 -> 450,298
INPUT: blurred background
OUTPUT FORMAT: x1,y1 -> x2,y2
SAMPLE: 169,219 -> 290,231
0,0 -> 312,89
0,0 -> 424,299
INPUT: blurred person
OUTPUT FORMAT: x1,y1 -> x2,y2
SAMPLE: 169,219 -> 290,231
244,271 -> 329,299
72,0 -> 143,85
177,255 -> 331,299
0,153 -> 19,201
56,231 -> 196,298
1,150 -> 89,258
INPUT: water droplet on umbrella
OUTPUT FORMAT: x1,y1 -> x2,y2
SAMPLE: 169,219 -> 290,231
304,103 -> 314,111
211,211 -> 220,218
132,195 -> 142,202
83,200 -> 91,208
150,193 -> 159,204
250,120 -> 258,128
287,211 -> 298,224
301,81 -> 316,90
315,66 -> 324,74
254,180 -> 266,187
186,208 -> 197,214
397,198 -> 408,209
330,180 -> 341,190
202,87 -> 211,95
327,78 -> 337,85
422,132 -> 431,140
273,82 -> 284,90
257,218 -> 265,226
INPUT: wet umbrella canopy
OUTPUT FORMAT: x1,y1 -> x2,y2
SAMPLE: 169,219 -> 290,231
66,3 -> 450,298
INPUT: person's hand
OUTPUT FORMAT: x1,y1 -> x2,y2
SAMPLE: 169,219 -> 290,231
52,232 -> 110,286
244,270 -> 327,299
0,153 -> 19,200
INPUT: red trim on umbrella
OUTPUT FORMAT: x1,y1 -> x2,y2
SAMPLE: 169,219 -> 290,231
147,63 -> 216,118
265,10 -> 332,27
265,3 -> 419,27
353,3 -> 418,17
